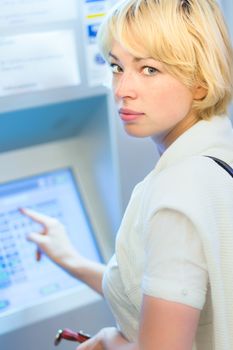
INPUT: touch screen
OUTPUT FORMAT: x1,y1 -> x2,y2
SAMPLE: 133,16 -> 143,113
0,168 -> 102,316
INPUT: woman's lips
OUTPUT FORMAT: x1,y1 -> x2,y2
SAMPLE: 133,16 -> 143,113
119,108 -> 144,122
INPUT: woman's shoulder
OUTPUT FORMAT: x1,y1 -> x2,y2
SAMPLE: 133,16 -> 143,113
142,155 -> 233,218
156,155 -> 232,189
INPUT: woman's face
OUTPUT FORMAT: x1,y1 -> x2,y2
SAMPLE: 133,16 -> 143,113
109,41 -> 200,151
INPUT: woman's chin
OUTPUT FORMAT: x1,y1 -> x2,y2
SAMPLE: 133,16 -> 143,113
123,124 -> 151,138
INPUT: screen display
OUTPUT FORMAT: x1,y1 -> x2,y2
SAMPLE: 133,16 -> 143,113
0,168 -> 102,316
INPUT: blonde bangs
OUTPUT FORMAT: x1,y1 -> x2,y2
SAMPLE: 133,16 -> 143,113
99,0 -> 197,76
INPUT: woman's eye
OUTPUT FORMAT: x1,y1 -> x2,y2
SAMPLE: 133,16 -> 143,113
109,63 -> 123,74
142,66 -> 158,75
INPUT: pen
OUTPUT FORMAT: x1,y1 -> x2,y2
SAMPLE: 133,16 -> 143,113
54,328 -> 91,346
36,248 -> 42,261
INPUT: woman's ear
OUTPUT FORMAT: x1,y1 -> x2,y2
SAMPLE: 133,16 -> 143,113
193,85 -> 207,100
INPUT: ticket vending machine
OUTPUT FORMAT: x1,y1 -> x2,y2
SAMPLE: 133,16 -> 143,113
0,2 -> 115,349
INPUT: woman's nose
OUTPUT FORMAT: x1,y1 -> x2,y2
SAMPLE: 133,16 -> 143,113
113,72 -> 137,100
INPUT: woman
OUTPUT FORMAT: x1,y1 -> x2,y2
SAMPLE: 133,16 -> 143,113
21,0 -> 233,349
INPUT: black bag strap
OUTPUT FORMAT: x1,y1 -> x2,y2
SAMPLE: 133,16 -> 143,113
205,156 -> 233,178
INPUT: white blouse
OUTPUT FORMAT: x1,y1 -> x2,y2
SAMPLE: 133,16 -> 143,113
103,209 -> 208,341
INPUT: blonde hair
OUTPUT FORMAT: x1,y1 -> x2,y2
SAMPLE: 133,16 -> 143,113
98,0 -> 233,119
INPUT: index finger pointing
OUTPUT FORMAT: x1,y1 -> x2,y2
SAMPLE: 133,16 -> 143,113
19,208 -> 56,227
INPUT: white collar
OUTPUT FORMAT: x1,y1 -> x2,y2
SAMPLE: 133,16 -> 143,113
154,116 -> 233,174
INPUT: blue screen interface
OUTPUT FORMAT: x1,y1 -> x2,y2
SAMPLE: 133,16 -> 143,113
0,168 -> 102,316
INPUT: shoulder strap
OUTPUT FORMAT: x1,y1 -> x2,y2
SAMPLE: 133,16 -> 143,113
205,156 -> 233,178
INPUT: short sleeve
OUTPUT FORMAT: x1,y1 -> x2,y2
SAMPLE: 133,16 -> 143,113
142,209 -> 208,309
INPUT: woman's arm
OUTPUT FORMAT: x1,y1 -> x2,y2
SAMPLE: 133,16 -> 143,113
59,252 -> 106,296
20,208 -> 106,295
139,295 -> 200,350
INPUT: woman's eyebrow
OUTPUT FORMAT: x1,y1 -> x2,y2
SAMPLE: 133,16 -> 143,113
108,52 -> 119,61
108,51 -> 152,62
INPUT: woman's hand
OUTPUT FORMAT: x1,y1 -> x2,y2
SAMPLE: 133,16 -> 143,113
76,327 -> 132,350
20,208 -> 80,266
20,208 -> 106,295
